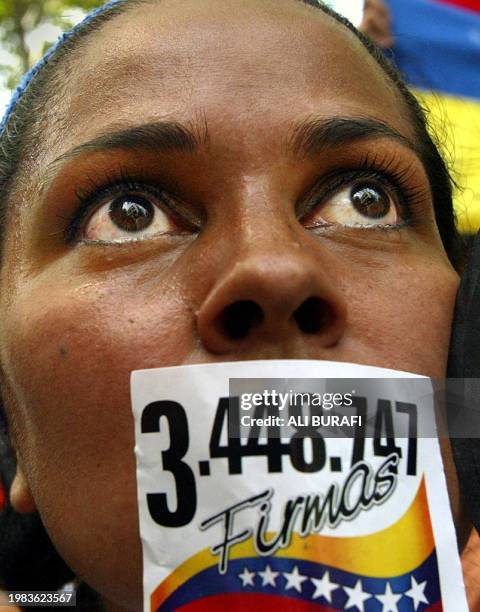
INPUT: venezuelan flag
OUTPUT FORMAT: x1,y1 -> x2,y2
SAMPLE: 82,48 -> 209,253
150,479 -> 441,611
387,0 -> 480,233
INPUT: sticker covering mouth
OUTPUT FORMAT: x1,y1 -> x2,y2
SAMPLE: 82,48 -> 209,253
131,360 -> 467,611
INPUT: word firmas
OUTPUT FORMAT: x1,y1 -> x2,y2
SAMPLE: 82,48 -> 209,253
201,453 -> 398,573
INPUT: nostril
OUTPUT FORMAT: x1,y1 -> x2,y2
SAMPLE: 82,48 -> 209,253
293,297 -> 332,334
219,300 -> 264,339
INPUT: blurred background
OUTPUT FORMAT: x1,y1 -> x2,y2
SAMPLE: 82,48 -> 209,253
0,0 -> 102,104
0,0 -> 478,236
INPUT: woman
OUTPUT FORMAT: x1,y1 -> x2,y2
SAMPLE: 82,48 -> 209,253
0,0 -> 470,609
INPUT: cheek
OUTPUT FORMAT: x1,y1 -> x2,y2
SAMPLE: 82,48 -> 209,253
0,247 -> 460,606
0,280 -> 197,609
341,259 -> 459,377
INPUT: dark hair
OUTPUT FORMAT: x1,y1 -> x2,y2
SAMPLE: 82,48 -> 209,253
0,0 -> 463,604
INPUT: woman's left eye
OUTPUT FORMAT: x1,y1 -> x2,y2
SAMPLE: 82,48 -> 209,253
301,179 -> 400,229
82,190 -> 185,242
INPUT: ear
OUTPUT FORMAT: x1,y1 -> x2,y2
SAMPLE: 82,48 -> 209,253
10,465 -> 37,514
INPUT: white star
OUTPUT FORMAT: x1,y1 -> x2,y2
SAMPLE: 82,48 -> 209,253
311,571 -> 339,602
258,564 -> 279,587
283,565 -> 308,592
343,579 -> 372,612
376,582 -> 402,612
405,576 -> 429,610
238,566 -> 255,587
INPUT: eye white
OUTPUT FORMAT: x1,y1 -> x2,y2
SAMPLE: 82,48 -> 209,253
84,193 -> 178,242
304,181 -> 399,228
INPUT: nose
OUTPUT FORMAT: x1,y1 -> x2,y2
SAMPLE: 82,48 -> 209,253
196,243 -> 347,355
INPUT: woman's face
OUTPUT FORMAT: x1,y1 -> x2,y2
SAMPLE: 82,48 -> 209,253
0,0 -> 462,609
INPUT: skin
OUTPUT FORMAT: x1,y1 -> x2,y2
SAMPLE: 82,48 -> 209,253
0,0 -> 467,609
360,0 -> 394,49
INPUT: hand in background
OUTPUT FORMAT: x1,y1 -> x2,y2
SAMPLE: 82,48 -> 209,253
359,0 -> 395,48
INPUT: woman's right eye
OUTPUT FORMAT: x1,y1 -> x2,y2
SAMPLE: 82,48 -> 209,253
76,184 -> 198,243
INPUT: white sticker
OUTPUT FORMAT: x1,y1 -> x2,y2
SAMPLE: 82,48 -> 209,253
131,360 -> 467,611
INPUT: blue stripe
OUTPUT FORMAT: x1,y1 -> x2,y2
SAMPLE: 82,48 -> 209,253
387,0 -> 480,98
160,551 -> 440,611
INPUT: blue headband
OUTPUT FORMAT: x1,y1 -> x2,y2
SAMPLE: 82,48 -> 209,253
0,0 -> 124,137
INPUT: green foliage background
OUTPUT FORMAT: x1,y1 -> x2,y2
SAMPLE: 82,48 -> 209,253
0,0 -> 105,90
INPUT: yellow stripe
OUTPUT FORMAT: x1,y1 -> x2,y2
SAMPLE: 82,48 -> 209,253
414,89 -> 480,233
151,478 -> 434,610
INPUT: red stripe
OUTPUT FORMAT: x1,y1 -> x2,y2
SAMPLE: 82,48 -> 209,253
0,479 -> 5,512
432,0 -> 480,13
177,593 -> 336,611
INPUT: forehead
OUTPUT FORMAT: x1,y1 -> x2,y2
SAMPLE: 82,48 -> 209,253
47,0 -> 410,162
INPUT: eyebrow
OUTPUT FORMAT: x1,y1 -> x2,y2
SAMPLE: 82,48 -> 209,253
49,120 -> 208,167
288,116 -> 418,157
48,116 -> 417,174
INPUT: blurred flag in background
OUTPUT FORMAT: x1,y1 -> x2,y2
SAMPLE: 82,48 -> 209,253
387,0 -> 480,233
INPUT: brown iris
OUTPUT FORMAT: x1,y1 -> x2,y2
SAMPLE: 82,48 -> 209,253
351,184 -> 390,219
109,196 -> 155,232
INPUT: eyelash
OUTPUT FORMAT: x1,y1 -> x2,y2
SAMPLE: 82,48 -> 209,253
301,153 -> 425,228
66,155 -> 425,243
66,169 -> 184,244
